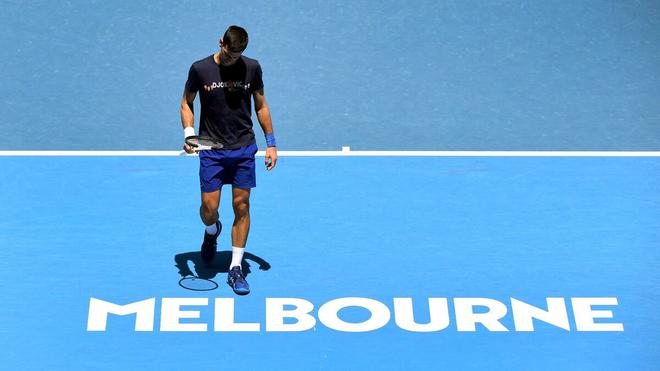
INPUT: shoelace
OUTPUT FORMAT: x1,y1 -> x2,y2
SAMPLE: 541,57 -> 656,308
231,267 -> 244,280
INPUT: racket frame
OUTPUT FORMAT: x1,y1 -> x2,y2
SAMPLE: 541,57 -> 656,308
185,135 -> 224,151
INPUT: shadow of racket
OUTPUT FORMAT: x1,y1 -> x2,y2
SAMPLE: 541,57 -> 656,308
178,275 -> 219,291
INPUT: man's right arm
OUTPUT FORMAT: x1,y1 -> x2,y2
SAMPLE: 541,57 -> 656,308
181,88 -> 197,153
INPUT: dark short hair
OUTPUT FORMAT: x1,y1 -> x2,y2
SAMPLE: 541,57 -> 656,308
223,26 -> 249,52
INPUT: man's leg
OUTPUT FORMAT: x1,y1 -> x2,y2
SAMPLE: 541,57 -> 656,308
200,190 -> 222,263
231,187 -> 251,250
200,190 -> 221,226
227,187 -> 251,295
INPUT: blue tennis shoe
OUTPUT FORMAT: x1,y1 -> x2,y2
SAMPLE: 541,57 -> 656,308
201,221 -> 221,264
227,266 -> 250,295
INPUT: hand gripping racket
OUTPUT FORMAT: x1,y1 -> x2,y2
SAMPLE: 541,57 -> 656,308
185,136 -> 224,151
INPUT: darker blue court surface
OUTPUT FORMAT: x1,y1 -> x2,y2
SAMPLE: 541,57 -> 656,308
1,0 -> 659,150
0,156 -> 657,370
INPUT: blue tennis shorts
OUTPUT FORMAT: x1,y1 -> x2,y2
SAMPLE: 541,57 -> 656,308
199,143 -> 258,192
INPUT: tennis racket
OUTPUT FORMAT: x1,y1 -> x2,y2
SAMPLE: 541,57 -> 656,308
178,275 -> 219,291
185,136 -> 224,151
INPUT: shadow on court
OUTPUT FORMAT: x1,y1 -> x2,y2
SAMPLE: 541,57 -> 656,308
174,251 -> 271,281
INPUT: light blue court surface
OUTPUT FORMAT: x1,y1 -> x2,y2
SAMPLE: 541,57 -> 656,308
0,155 -> 658,370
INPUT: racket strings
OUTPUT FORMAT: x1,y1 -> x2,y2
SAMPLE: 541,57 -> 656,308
186,136 -> 224,150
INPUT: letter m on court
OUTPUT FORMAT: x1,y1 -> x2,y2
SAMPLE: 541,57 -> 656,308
87,297 -> 155,331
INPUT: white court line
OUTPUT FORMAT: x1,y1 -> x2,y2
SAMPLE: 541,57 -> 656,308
0,149 -> 659,157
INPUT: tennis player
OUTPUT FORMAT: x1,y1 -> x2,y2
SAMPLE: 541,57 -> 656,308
180,25 -> 278,295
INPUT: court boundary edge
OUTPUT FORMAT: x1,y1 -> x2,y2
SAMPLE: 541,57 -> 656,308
1,149 -> 660,157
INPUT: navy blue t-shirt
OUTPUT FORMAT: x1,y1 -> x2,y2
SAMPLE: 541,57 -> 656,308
185,55 -> 264,149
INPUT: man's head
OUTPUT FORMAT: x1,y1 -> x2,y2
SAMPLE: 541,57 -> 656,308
219,25 -> 248,66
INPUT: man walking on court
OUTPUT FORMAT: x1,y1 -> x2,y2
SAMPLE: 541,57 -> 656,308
180,25 -> 278,295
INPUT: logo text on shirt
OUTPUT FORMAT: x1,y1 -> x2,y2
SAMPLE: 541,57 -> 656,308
204,81 -> 251,92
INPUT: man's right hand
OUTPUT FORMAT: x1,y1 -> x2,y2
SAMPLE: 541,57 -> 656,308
183,143 -> 196,154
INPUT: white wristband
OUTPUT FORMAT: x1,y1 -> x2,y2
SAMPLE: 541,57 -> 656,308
184,126 -> 195,139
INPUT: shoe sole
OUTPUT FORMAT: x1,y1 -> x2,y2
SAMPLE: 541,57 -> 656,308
201,223 -> 220,264
227,281 -> 250,296
201,246 -> 216,264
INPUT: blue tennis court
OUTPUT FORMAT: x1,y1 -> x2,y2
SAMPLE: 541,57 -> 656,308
0,155 -> 657,369
2,0 -> 660,369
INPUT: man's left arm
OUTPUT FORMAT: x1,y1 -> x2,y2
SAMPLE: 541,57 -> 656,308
253,88 -> 278,171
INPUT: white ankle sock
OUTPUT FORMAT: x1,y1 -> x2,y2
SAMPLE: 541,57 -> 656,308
205,222 -> 218,235
230,246 -> 244,269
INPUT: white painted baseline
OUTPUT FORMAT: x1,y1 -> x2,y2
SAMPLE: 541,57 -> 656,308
0,150 -> 659,157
